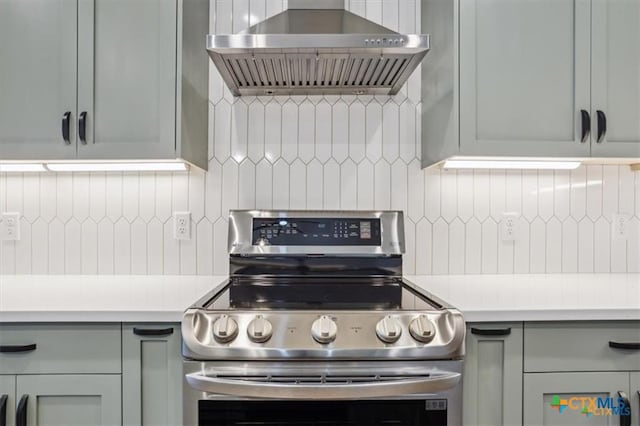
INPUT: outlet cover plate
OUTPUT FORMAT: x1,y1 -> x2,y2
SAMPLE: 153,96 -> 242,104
500,212 -> 520,241
1,212 -> 21,241
173,212 -> 191,240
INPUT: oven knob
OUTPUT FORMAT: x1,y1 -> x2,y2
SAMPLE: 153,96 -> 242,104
409,315 -> 436,343
247,316 -> 273,343
376,315 -> 403,343
311,315 -> 337,344
212,315 -> 238,343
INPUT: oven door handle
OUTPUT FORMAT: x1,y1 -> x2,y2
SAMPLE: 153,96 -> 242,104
185,371 -> 461,400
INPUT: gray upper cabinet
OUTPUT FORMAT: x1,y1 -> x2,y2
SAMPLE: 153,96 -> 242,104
0,0 -> 209,169
421,0 -> 640,167
77,0 -> 177,160
459,0 -> 591,158
16,374 -> 121,426
0,0 -> 78,160
590,0 -> 640,157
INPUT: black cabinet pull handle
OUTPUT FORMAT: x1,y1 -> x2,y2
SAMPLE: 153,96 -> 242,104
62,111 -> 71,144
0,394 -> 7,426
618,391 -> 630,426
79,111 -> 87,144
470,327 -> 511,336
609,341 -> 640,350
133,327 -> 174,337
597,110 -> 607,143
580,109 -> 590,143
15,395 -> 27,426
0,344 -> 36,353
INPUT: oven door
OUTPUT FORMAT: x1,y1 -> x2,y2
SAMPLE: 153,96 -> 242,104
184,360 -> 463,426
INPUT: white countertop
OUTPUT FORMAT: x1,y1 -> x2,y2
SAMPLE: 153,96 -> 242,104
405,274 -> 640,322
0,274 -> 638,323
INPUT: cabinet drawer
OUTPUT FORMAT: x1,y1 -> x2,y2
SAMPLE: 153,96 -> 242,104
0,323 -> 121,374
524,321 -> 640,372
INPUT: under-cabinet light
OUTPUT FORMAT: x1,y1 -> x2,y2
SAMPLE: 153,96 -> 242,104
442,160 -> 581,170
0,163 -> 47,172
46,162 -> 189,172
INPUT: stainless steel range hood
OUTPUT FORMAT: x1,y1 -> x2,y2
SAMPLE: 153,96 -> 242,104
206,0 -> 430,96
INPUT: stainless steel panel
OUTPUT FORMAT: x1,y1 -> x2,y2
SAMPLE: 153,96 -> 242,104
240,9 -> 399,35
206,33 -> 428,96
181,307 -> 465,361
185,369 -> 460,399
183,360 -> 463,426
227,210 -> 405,256
289,0 -> 344,9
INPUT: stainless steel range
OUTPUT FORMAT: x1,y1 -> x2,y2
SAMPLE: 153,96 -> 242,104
182,210 -> 465,426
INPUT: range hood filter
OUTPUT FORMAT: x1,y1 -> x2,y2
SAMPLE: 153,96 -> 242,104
207,1 -> 429,96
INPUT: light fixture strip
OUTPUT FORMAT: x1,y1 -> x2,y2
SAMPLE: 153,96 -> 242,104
442,160 -> 582,170
0,163 -> 47,172
45,162 -> 189,172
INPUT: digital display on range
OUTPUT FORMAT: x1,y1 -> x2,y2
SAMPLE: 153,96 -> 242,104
252,218 -> 382,246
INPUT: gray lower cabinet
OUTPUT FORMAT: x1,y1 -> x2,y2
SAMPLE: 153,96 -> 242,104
524,321 -> 640,373
523,321 -> 640,426
463,323 -> 523,426
0,0 -> 78,159
523,372 -> 630,426
631,373 -> 640,424
122,324 -> 182,426
15,375 -> 121,426
0,375 -> 16,426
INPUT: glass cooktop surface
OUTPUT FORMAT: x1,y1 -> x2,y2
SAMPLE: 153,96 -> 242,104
203,277 -> 443,311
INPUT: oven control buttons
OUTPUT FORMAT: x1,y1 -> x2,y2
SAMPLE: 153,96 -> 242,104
311,315 -> 338,344
212,315 -> 239,343
247,316 -> 273,343
375,316 -> 403,343
409,315 -> 436,343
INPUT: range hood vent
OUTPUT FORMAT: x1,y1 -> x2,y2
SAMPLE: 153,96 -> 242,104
207,0 -> 429,96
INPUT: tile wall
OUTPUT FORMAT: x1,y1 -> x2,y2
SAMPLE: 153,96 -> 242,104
0,0 -> 639,276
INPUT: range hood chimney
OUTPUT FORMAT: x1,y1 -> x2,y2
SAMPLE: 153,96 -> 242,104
206,0 -> 429,96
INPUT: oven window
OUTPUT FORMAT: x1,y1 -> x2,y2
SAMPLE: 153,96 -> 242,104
198,400 -> 447,426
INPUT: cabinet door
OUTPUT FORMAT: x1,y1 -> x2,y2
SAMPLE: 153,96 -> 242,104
15,374 -> 120,426
523,372 -> 629,425
463,323 -> 523,426
122,324 -> 182,426
591,0 -> 640,157
460,0 -> 591,157
77,0 -> 177,160
0,376 -> 15,426
631,373 -> 640,426
0,0 -> 77,160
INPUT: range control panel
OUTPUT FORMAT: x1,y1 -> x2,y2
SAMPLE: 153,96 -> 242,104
252,218 -> 381,246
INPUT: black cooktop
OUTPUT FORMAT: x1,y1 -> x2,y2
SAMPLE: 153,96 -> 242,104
204,277 -> 443,311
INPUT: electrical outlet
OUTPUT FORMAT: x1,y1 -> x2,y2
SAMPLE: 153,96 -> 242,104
612,213 -> 630,240
173,212 -> 191,240
1,212 -> 21,241
500,213 -> 520,241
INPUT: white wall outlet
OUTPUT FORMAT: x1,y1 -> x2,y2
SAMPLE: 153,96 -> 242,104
500,213 -> 520,241
612,213 -> 630,240
1,212 -> 21,241
173,212 -> 191,240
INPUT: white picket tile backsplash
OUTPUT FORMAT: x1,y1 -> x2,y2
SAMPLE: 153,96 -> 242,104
1,0 -> 639,276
